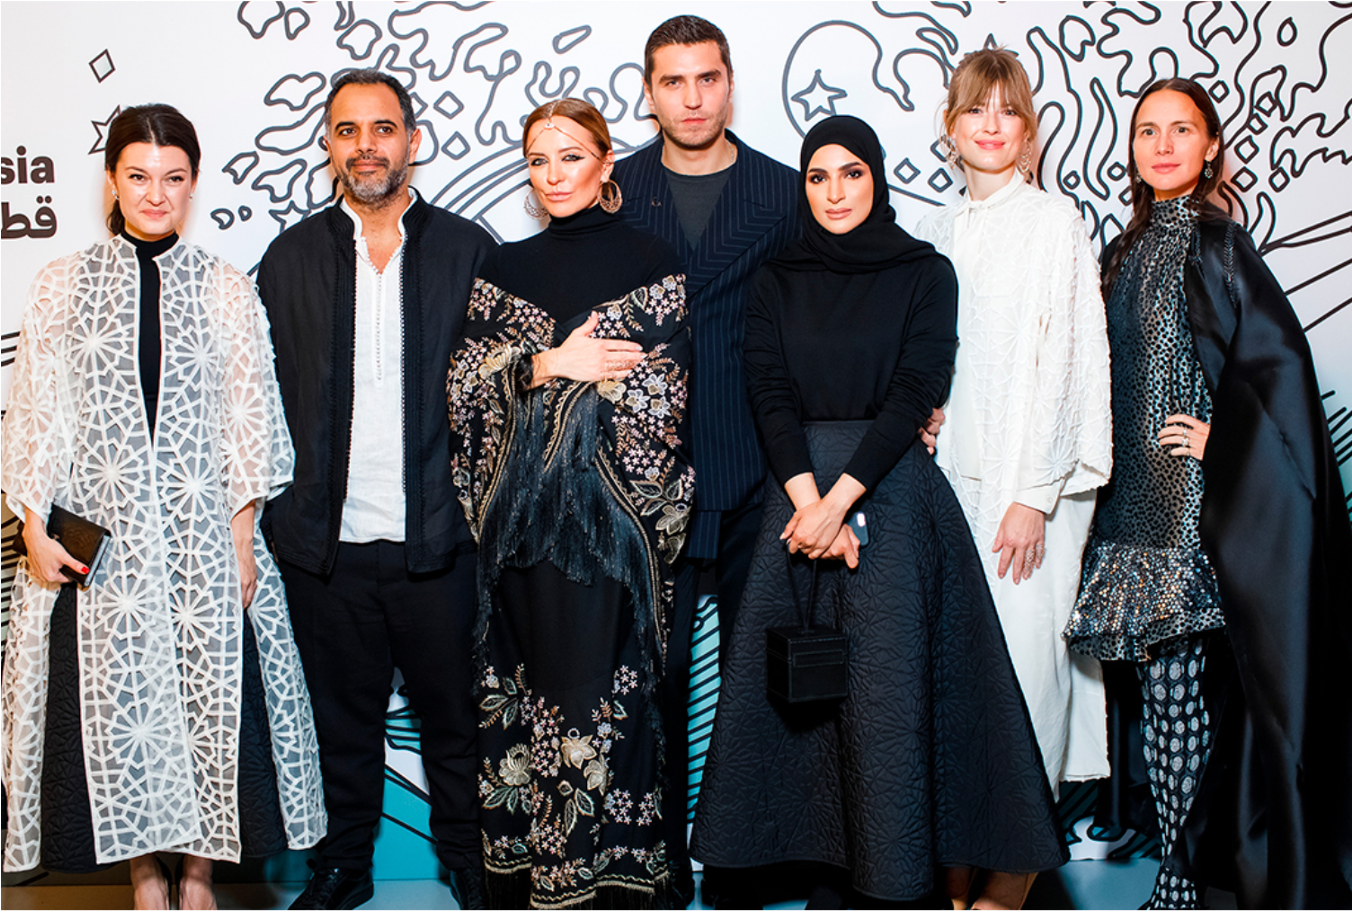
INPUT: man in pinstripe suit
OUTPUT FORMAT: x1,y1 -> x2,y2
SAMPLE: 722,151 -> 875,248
612,15 -> 800,905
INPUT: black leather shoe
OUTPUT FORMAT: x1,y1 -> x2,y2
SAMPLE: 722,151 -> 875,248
289,866 -> 374,910
448,864 -> 487,910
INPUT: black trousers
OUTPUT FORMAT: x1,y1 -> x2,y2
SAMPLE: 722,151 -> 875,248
282,540 -> 479,872
664,496 -> 764,873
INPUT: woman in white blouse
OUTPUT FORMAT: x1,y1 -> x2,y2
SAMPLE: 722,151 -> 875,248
915,48 -> 1113,908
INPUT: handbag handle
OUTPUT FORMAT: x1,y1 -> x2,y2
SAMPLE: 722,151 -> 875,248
784,545 -> 820,633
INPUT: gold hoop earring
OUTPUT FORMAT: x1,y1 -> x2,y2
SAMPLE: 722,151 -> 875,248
524,191 -> 548,220
599,179 -> 622,215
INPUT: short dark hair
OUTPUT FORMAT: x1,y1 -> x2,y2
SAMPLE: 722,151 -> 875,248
104,104 -> 201,235
324,69 -> 416,136
643,15 -> 732,84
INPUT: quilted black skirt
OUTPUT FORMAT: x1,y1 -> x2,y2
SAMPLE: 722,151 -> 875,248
689,421 -> 1068,901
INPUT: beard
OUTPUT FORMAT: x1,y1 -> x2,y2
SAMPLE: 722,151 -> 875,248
657,105 -> 730,152
339,154 -> 410,206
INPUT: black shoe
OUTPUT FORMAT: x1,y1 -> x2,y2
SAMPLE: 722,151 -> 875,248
670,863 -> 696,909
805,880 -> 847,910
448,865 -> 486,910
289,866 -> 374,910
702,865 -> 760,909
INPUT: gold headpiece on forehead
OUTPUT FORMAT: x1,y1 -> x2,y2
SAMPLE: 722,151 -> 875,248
526,107 -> 603,161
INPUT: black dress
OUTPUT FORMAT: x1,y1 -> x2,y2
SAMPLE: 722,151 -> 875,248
1077,206 -> 1352,909
689,116 -> 1068,903
449,206 -> 690,907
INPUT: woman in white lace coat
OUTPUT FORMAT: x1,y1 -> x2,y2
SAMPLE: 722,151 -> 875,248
915,49 -> 1113,908
1,105 -> 324,908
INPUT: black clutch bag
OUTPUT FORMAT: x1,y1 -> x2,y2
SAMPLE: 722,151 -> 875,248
20,504 -> 112,588
766,549 -> 849,704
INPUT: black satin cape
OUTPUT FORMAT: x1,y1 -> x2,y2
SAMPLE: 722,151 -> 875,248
1101,206 -> 1352,908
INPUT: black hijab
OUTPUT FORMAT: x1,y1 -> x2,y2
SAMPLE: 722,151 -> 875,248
775,115 -> 935,274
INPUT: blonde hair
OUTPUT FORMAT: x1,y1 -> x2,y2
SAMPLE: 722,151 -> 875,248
522,98 -> 612,158
942,48 -> 1039,173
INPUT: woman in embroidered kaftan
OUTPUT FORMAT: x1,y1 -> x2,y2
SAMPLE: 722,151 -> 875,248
1,105 -> 324,909
914,49 -> 1112,907
447,99 -> 691,908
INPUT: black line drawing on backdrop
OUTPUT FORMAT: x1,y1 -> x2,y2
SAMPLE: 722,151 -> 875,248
3,2 -> 1350,869
220,2 -> 668,251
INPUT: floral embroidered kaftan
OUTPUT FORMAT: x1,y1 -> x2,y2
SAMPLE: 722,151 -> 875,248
448,274 -> 692,907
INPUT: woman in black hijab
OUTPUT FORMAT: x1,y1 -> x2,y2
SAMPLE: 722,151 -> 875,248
689,116 -> 1067,906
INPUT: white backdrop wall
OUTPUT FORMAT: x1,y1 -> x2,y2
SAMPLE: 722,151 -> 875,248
3,0 -> 1351,881
4,2 -> 1349,479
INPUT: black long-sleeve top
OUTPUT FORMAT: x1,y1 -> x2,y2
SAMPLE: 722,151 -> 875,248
744,255 -> 958,492
478,205 -> 678,321
123,230 -> 178,436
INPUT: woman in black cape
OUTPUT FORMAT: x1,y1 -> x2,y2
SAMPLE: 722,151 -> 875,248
1064,78 -> 1352,910
447,98 -> 692,908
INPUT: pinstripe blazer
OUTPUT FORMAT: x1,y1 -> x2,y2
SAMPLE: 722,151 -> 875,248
613,132 -> 799,557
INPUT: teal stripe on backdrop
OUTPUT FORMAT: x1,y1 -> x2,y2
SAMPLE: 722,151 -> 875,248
687,595 -> 722,819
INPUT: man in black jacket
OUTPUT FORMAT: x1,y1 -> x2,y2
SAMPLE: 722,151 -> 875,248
612,15 -> 799,905
257,69 -> 494,910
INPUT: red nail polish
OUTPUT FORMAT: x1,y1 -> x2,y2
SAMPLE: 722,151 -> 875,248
81,565 -> 89,574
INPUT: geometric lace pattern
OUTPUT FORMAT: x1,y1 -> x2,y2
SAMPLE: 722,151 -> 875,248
2,237 -> 325,870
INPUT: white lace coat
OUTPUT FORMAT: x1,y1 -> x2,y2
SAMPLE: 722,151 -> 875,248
916,176 -> 1113,788
1,237 -> 326,869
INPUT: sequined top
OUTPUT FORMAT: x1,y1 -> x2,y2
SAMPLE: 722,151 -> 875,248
1065,197 -> 1224,661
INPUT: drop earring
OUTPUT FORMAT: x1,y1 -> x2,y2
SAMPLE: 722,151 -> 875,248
599,179 -> 623,215
1202,159 -> 1214,179
1018,145 -> 1033,175
942,135 -> 960,171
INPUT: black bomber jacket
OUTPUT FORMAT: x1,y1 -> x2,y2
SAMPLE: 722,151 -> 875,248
256,193 -> 495,575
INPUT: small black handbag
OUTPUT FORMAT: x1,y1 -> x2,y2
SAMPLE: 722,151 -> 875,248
14,504 -> 112,589
766,549 -> 849,703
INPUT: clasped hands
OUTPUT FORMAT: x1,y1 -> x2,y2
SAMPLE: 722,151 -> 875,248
781,473 -> 867,569
530,311 -> 645,387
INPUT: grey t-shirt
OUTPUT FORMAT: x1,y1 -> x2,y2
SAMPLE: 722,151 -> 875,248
664,166 -> 732,248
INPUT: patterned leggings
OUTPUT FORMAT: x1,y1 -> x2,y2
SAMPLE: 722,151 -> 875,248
1138,637 -> 1211,910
